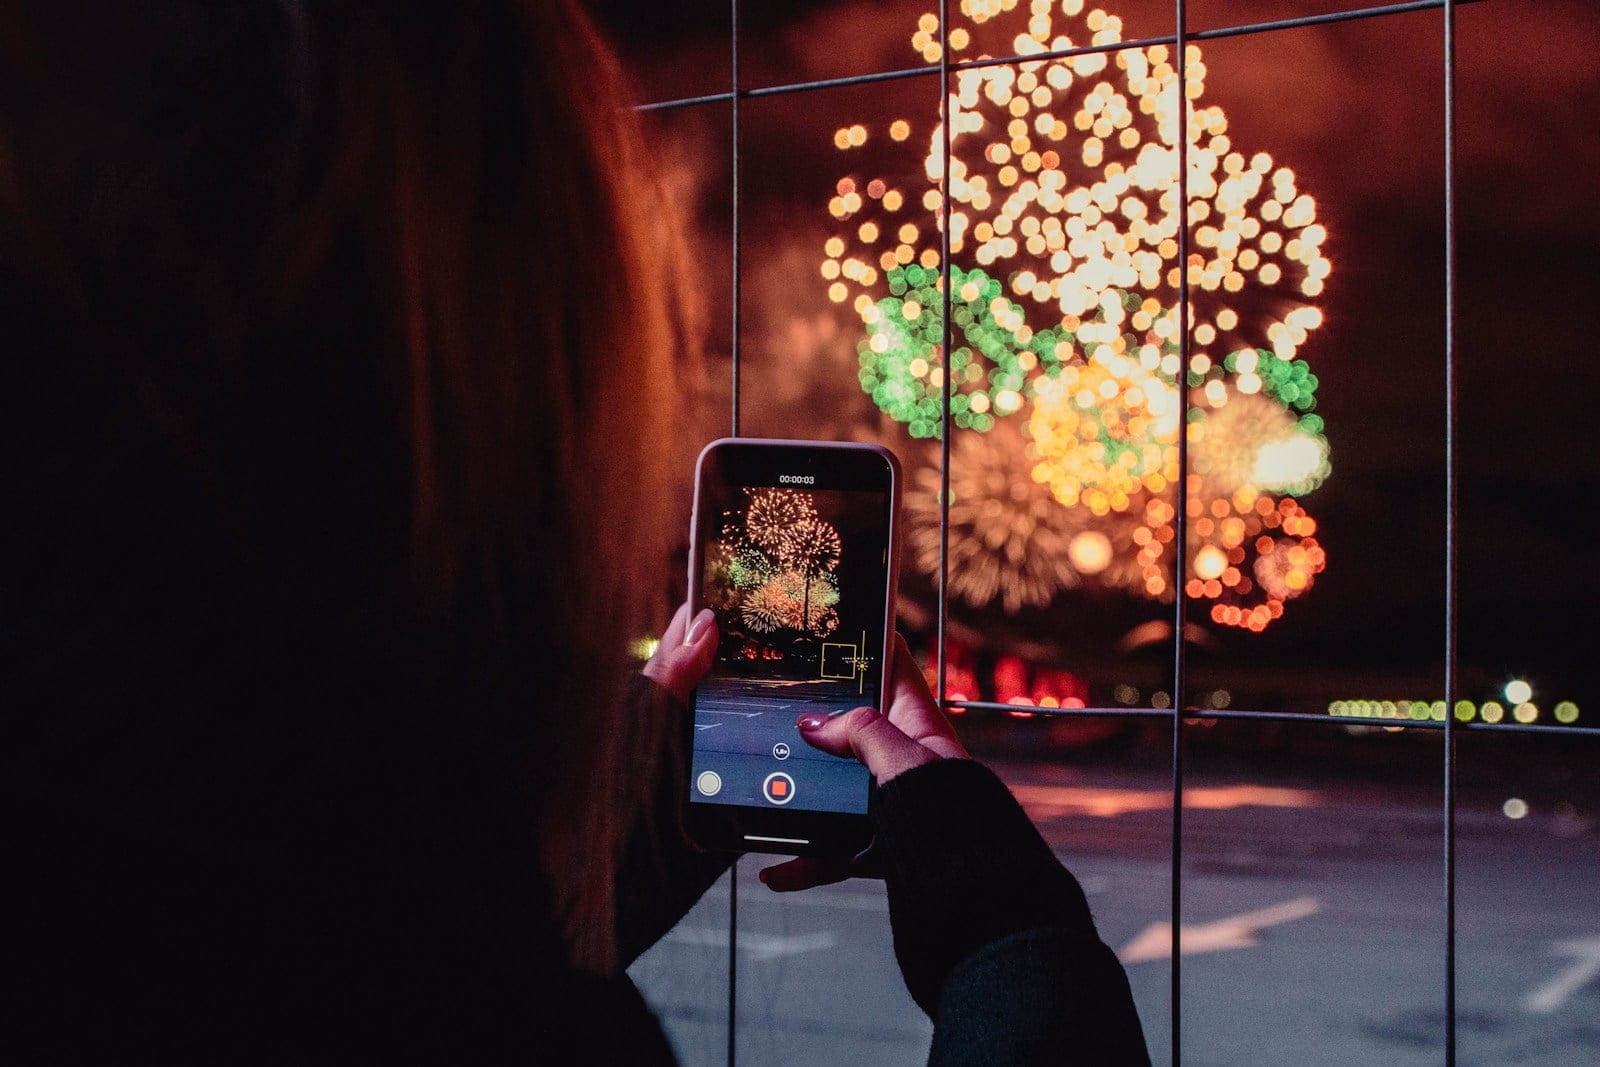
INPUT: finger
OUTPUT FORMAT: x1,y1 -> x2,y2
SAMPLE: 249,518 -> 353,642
758,854 -> 853,893
654,601 -> 692,650
883,634 -> 969,760
797,705 -> 937,784
642,607 -> 717,703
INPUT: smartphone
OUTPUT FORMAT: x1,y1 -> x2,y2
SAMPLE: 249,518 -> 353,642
683,437 -> 902,856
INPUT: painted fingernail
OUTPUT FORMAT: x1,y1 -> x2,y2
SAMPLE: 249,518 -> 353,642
685,609 -> 715,645
796,713 -> 828,731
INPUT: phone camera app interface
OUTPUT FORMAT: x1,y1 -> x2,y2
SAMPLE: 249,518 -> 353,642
691,478 -> 888,815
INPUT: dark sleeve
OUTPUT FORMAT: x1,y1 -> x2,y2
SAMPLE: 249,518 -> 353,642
613,673 -> 735,966
870,759 -> 1150,1064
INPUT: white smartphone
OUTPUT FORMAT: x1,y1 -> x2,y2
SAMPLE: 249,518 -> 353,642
682,437 -> 902,855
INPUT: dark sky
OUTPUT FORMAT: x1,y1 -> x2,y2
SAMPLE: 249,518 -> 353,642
588,0 -> 1600,712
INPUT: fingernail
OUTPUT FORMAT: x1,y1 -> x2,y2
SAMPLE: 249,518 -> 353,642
757,868 -> 769,885
796,713 -> 828,731
685,609 -> 715,645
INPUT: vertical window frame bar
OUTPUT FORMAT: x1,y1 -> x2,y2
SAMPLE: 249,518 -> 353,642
1171,2 -> 1192,1061
1442,0 -> 1460,1062
726,7 -> 741,1064
936,3 -> 954,713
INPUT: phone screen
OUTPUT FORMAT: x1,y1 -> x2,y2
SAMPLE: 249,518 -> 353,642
688,446 -> 895,820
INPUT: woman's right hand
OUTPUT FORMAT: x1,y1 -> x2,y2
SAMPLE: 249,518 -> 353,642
759,634 -> 968,891
794,633 -> 968,784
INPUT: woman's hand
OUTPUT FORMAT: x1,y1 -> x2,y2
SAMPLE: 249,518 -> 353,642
759,634 -> 968,892
642,603 -> 718,703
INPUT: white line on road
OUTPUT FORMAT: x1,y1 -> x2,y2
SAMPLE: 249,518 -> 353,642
1119,896 -> 1322,964
1523,935 -> 1600,1014
667,927 -> 838,961
699,885 -> 888,913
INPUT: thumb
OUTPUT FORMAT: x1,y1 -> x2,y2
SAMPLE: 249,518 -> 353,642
643,608 -> 717,704
796,706 -> 938,785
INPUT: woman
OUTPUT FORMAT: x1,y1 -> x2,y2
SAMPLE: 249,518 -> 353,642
2,2 -> 1146,1061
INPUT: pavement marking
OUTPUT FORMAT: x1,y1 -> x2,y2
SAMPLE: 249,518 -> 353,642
693,723 -> 724,732
1014,783 -> 1320,820
1523,935 -> 1600,1014
1119,896 -> 1322,964
666,927 -> 838,961
696,708 -> 767,718
700,885 -> 888,913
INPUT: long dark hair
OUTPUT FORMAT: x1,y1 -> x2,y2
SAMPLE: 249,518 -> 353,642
1,0 -> 695,973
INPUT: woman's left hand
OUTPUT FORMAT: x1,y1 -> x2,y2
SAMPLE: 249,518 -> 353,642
642,603 -> 718,703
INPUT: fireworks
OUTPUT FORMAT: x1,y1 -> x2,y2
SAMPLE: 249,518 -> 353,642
779,515 -> 842,574
1027,291 -> 1182,514
905,421 -> 1085,612
714,489 -> 844,637
1190,390 -> 1329,497
822,0 -> 1334,628
746,489 -> 811,552
743,571 -> 842,636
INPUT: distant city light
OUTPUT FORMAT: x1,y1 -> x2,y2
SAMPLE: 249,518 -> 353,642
1327,693 -> 1578,727
1502,798 -> 1528,820
1504,679 -> 1532,704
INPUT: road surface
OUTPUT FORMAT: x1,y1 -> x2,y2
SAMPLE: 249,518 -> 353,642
631,732 -> 1600,1065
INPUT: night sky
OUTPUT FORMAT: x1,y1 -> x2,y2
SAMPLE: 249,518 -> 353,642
589,0 -> 1600,713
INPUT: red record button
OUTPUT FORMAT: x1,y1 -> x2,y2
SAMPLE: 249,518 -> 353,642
762,771 -> 796,806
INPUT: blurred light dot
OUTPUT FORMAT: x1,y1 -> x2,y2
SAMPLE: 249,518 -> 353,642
1068,530 -> 1113,574
1513,702 -> 1538,724
1502,798 -> 1528,820
1152,691 -> 1172,709
1454,700 -> 1475,722
1480,701 -> 1504,724
1554,701 -> 1579,724
1504,679 -> 1532,704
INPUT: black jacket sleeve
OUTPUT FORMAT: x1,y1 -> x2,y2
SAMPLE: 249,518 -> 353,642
870,758 -> 1150,1065
613,673 -> 734,966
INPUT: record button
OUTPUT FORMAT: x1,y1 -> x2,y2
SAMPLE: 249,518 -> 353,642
762,771 -> 796,805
